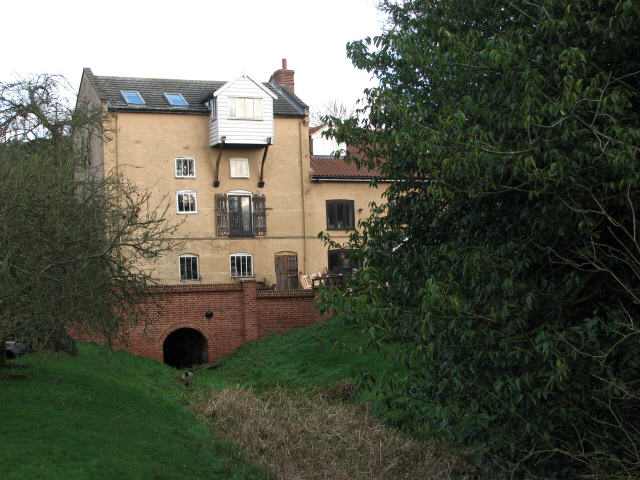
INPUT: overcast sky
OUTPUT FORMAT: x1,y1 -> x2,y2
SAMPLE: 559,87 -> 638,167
2,0 -> 385,115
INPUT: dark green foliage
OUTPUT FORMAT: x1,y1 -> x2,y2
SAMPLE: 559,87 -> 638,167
320,1 -> 640,478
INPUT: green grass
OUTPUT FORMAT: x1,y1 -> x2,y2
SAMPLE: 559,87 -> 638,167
194,316 -> 400,402
0,343 -> 268,480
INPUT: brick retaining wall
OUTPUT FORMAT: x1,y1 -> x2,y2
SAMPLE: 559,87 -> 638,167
74,280 -> 325,363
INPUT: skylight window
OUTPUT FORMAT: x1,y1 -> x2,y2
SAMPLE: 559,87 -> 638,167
164,93 -> 188,106
120,90 -> 145,105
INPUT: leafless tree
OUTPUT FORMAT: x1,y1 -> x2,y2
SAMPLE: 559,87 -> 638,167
0,74 -> 180,365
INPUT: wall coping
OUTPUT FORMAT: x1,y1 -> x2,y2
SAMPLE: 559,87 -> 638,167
147,282 -> 242,293
257,289 -> 315,299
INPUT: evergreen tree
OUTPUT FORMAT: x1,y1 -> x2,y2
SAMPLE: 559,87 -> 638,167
322,1 -> 640,477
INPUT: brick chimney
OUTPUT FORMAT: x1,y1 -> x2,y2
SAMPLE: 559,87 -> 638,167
270,58 -> 295,93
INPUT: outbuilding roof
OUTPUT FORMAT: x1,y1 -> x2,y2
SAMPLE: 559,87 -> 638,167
81,68 -> 307,117
310,146 -> 384,181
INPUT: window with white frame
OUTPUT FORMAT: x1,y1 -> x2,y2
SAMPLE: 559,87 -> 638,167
209,98 -> 217,119
179,254 -> 199,281
176,190 -> 197,213
229,97 -> 262,120
175,157 -> 195,178
230,253 -> 253,278
229,158 -> 249,178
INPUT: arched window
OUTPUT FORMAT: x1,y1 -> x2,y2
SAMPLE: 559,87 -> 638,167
179,254 -> 199,281
176,190 -> 197,213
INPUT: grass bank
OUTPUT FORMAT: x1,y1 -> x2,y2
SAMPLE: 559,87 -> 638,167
191,317 -> 459,479
195,315 -> 398,396
0,343 -> 268,480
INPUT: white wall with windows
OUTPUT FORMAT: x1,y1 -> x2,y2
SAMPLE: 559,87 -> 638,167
209,74 -> 276,146
311,125 -> 346,156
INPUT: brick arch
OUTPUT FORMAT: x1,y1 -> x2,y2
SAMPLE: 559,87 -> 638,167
157,322 -> 212,348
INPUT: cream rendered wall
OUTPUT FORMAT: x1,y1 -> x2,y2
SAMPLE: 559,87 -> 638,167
302,180 -> 389,276
76,76 -> 104,182
104,112 -> 310,285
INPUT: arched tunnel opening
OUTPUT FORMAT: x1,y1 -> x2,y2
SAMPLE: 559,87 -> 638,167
162,328 -> 208,369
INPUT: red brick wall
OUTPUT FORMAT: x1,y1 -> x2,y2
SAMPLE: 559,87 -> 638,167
256,289 -> 325,336
74,281 -> 325,364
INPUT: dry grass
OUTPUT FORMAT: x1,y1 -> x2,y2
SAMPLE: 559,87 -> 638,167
193,386 -> 458,480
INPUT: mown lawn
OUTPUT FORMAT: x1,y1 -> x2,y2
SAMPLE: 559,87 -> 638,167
0,343 -> 268,480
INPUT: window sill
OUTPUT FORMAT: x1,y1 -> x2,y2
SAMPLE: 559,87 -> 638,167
177,211 -> 198,215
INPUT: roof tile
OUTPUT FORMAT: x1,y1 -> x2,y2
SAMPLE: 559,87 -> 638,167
87,71 -> 306,117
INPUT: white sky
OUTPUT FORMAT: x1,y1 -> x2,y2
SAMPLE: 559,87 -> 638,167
1,0 -> 385,115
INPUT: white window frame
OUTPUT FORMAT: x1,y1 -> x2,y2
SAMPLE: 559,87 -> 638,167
164,92 -> 188,106
230,253 -> 253,278
229,97 -> 263,120
179,254 -> 199,281
176,190 -> 197,214
229,158 -> 250,178
209,98 -> 217,119
175,157 -> 196,178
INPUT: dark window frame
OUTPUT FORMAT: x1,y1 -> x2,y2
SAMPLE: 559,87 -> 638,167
326,200 -> 355,230
327,248 -> 358,275
215,193 -> 266,237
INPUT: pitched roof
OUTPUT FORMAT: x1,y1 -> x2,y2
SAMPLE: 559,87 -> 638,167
309,124 -> 326,135
310,146 -> 384,181
82,68 -> 307,117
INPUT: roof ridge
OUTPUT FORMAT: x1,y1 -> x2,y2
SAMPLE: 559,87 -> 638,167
94,74 -> 226,84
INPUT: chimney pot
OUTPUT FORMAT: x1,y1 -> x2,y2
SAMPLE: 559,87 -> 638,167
270,59 -> 295,93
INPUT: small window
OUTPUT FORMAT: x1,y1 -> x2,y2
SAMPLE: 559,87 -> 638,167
230,158 -> 249,178
176,190 -> 197,214
120,90 -> 145,105
229,97 -> 262,120
179,255 -> 199,281
164,93 -> 188,106
326,200 -> 355,230
230,253 -> 253,278
175,157 -> 195,178
209,98 -> 217,119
